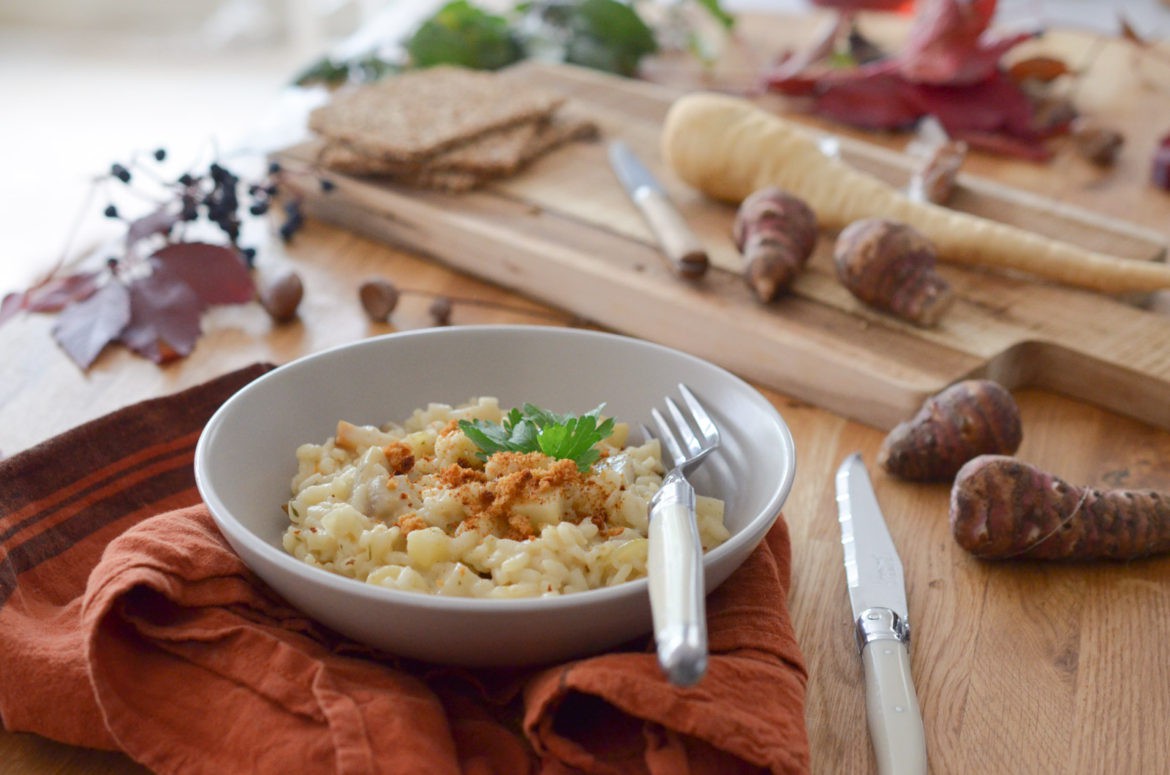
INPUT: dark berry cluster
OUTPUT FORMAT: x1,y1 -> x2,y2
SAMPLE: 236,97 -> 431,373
101,151 -> 335,269
205,162 -> 242,242
279,200 -> 304,243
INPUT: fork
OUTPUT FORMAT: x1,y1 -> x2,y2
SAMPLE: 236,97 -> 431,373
644,383 -> 721,686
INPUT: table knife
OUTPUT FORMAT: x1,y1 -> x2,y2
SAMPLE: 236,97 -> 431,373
835,453 -> 927,775
607,140 -> 709,278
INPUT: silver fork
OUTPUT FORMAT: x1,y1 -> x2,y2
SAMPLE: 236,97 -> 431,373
643,383 -> 721,686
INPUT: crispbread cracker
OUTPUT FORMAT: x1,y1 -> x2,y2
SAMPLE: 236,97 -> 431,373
319,119 -> 545,176
316,109 -> 600,191
423,120 -> 544,174
316,141 -> 412,175
516,111 -> 600,163
391,168 -> 488,193
308,66 -> 564,163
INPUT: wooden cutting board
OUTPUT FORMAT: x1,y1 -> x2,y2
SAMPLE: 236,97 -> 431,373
277,62 -> 1170,432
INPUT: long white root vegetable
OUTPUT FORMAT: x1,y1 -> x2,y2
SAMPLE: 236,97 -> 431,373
660,93 -> 1170,295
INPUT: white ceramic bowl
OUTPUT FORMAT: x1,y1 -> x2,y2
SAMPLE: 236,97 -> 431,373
195,325 -> 795,667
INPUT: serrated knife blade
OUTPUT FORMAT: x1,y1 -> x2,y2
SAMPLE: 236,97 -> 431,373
607,140 -> 708,278
835,452 -> 927,775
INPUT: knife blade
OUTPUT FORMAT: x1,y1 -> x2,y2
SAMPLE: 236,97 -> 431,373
835,452 -> 927,775
607,140 -> 709,278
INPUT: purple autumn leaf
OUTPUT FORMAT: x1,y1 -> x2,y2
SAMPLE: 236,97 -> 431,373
117,270 -> 205,364
0,270 -> 105,330
51,280 -> 132,369
23,270 -> 105,312
148,241 -> 255,310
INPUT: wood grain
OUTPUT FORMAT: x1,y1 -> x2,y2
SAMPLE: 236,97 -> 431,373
280,60 -> 1170,432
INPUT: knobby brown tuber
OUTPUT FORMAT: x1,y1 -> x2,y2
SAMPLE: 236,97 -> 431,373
833,218 -> 954,326
662,93 -> 1170,293
732,187 -> 818,302
878,379 -> 1022,481
950,455 -> 1170,561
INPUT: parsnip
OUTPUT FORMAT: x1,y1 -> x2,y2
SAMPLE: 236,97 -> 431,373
661,93 -> 1170,295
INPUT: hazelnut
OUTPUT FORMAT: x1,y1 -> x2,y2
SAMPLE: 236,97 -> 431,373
258,270 -> 303,324
428,296 -> 453,326
359,279 -> 400,322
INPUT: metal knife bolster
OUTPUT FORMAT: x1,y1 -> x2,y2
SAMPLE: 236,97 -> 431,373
855,607 -> 911,653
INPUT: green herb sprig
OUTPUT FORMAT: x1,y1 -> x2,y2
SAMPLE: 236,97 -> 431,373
458,403 -> 615,472
293,0 -> 735,86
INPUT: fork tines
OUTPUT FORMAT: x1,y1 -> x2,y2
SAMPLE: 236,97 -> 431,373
650,384 -> 719,468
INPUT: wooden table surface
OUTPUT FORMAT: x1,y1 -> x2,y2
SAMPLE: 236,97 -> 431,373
3,11 -> 1170,775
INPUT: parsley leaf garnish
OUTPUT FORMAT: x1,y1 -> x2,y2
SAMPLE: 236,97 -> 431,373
458,403 -> 615,472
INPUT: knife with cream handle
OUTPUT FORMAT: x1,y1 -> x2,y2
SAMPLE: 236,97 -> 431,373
608,140 -> 709,278
835,453 -> 927,775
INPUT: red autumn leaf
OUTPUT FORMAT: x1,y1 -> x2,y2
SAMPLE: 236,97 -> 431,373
148,242 -> 255,309
116,271 -> 204,364
810,74 -> 922,130
126,205 -> 180,251
908,70 -> 1041,138
51,280 -> 132,369
897,0 -> 1035,86
800,69 -> 1057,158
23,270 -> 104,312
763,0 -> 1057,160
766,0 -> 1035,90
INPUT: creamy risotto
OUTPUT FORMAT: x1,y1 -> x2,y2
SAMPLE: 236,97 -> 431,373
282,397 -> 728,598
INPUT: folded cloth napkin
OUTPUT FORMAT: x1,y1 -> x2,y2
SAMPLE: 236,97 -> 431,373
0,363 -> 810,774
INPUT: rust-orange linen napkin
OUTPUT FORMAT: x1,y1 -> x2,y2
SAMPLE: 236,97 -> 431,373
0,364 -> 809,774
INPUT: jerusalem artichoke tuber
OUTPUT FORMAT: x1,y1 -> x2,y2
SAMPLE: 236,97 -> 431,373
950,455 -> 1170,560
733,187 -> 818,301
879,379 -> 1022,481
834,218 -> 955,326
660,92 -> 1170,294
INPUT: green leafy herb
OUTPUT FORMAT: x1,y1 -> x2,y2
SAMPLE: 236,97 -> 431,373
458,403 -> 615,472
558,0 -> 658,77
406,0 -> 524,71
693,0 -> 735,30
293,53 -> 400,87
291,1 -> 735,85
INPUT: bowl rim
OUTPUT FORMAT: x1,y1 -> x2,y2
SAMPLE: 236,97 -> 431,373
194,324 -> 796,613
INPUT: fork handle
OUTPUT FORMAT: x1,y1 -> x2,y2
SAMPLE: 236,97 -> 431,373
648,475 -> 708,686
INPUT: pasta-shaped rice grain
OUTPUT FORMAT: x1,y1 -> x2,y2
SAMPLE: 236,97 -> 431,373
283,398 -> 728,598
